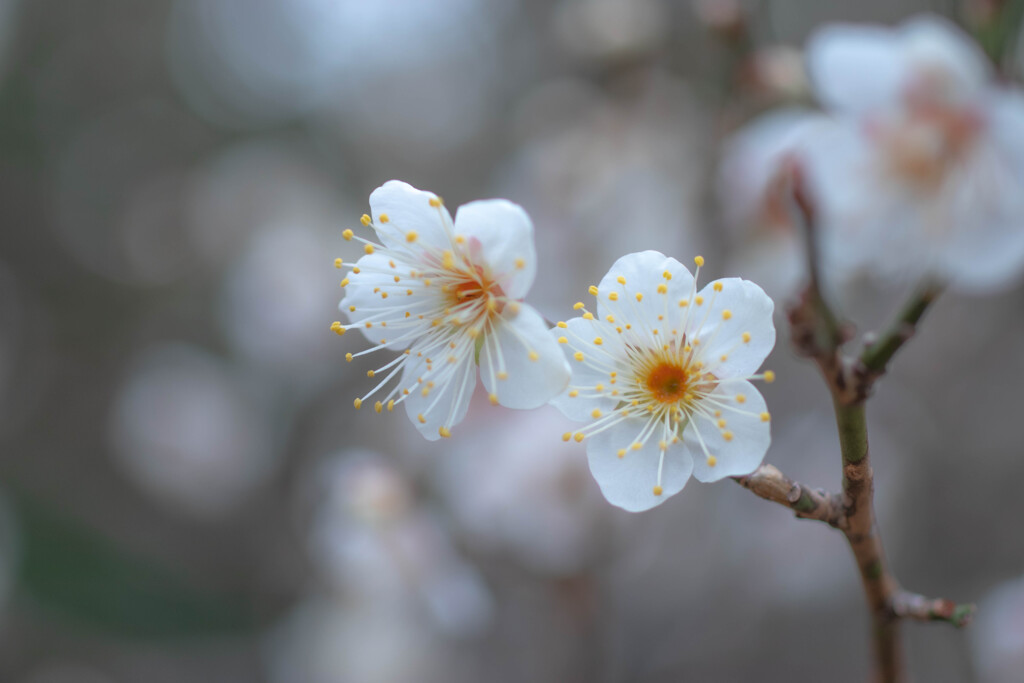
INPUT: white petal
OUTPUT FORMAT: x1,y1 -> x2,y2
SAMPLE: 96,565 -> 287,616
401,340 -> 477,441
938,218 -> 1024,292
369,180 -> 453,252
480,304 -> 570,409
807,23 -> 906,113
586,419 -> 694,512
595,251 -> 696,330
454,199 -> 537,300
547,317 -> 622,422
900,15 -> 991,101
687,381 -> 771,482
718,107 -> 826,235
689,278 -> 775,378
341,253 -> 424,350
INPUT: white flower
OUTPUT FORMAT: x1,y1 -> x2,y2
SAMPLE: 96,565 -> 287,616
549,251 -> 775,512
802,14 -> 1024,292
333,181 -> 570,440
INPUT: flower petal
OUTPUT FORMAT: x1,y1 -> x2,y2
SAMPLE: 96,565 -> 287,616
369,180 -> 453,252
547,317 -> 622,422
595,251 -> 696,330
687,381 -> 771,482
586,419 -> 694,512
807,23 -> 906,113
454,199 -> 537,300
689,278 -> 775,378
900,15 -> 991,101
480,304 -> 571,409
400,340 -> 477,441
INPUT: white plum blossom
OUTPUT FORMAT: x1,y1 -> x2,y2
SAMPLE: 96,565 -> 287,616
333,181 -> 570,440
549,251 -> 775,512
802,15 -> 1024,292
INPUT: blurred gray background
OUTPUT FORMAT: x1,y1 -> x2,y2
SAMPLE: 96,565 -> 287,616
1,0 -> 1022,682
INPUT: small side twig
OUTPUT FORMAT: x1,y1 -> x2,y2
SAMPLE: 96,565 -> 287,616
855,284 -> 942,392
890,590 -> 976,628
731,464 -> 842,527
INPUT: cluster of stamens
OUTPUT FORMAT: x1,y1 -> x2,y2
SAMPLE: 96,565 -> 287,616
557,256 -> 773,496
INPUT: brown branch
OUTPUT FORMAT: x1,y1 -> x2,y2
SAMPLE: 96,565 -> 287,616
890,591 -> 976,628
731,464 -> 842,527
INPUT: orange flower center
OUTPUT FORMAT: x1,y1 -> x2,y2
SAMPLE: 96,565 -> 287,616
645,362 -> 692,404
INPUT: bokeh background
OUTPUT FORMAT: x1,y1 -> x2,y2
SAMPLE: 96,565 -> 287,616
2,0 -> 1024,681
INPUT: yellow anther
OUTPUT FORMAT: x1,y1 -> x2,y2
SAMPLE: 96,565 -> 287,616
717,419 -> 727,428
379,213 -> 390,223
608,292 -> 619,302
722,309 -> 732,320
353,398 -> 362,410
736,394 -> 746,403
455,235 -> 465,244
418,414 -> 426,424
588,285 -> 599,296
340,278 -> 350,288
694,255 -> 705,267
364,244 -> 375,255
562,432 -> 572,442
631,442 -> 642,451
439,426 -> 451,438
345,353 -> 353,362
653,485 -> 664,496
342,229 -> 354,241
374,401 -> 383,413
557,321 -> 567,328
486,298 -> 499,313
713,282 -> 723,292
582,312 -> 594,320
760,412 -> 771,422
663,271 -> 672,280
568,390 -> 579,398
657,284 -> 667,294
406,231 -> 418,242
442,251 -> 454,269
360,214 -> 371,226
635,293 -> 643,302
422,278 -> 431,286
515,258 -> 525,269
330,321 -> 346,336
764,370 -> 775,383
594,383 -> 604,391
617,276 -> 626,285
558,336 -> 568,344
367,370 -> 375,378
606,314 -> 615,322
528,350 -> 539,362
573,302 -> 585,310
573,432 -> 585,442
573,351 -> 584,362
352,267 -> 361,274
723,431 -> 734,442
497,371 -> 508,380
679,299 -> 689,308
508,302 -> 521,314
334,258 -> 343,268
489,393 -> 499,406
429,197 -> 441,207
707,455 -> 718,467
381,292 -> 388,299
695,296 -> 704,305
387,400 -> 394,412
617,449 -> 626,459
349,305 -> 356,312
742,332 -> 751,343
591,409 -> 602,418
393,275 -> 400,283
720,354 -> 728,361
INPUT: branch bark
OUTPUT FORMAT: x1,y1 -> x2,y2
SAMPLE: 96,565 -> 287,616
731,464 -> 842,527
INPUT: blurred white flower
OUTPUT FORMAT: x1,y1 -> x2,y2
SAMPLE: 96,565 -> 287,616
109,344 -> 277,518
718,107 -> 826,302
336,181 -> 570,441
435,403 -> 609,576
306,450 -> 494,640
803,15 -> 1024,292
971,574 -> 1024,683
549,251 -> 775,511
